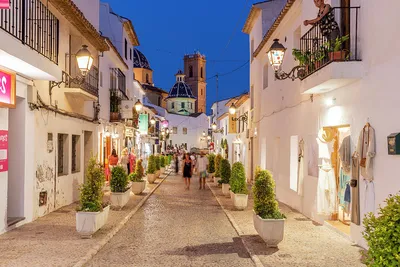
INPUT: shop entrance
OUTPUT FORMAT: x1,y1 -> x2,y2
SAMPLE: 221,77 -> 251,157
7,97 -> 26,226
324,125 -> 351,235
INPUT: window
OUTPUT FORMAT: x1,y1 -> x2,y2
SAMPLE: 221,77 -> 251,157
57,134 -> 69,176
183,128 -> 187,134
263,64 -> 269,89
124,39 -> 128,59
173,127 -> 178,134
250,39 -> 254,61
200,67 -> 203,78
189,65 -> 193,77
171,102 -> 175,109
250,85 -> 254,109
146,73 -> 149,84
158,96 -> 161,106
181,102 -> 185,109
130,48 -> 132,60
201,88 -> 203,96
72,135 -> 81,173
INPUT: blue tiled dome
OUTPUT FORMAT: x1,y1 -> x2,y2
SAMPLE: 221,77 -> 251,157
166,70 -> 196,99
133,48 -> 151,70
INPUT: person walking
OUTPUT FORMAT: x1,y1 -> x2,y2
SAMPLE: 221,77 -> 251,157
108,149 -> 119,170
182,153 -> 193,190
174,153 -> 179,173
196,152 -> 209,190
120,148 -> 129,174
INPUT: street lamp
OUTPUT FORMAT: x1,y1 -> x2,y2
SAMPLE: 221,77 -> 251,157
135,100 -> 143,112
202,131 -> 206,136
166,128 -> 170,134
229,103 -> 236,115
230,103 -> 248,125
150,117 -> 156,125
211,122 -> 217,131
267,39 -> 306,81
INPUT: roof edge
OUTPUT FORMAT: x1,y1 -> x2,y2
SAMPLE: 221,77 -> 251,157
242,6 -> 262,34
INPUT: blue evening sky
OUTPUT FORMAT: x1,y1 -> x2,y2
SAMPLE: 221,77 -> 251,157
103,0 -> 255,114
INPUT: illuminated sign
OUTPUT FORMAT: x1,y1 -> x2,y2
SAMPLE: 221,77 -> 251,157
0,69 -> 16,108
0,0 -> 10,9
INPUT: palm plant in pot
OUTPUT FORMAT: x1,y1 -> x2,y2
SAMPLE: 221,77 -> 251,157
324,34 -> 350,61
207,154 -> 216,182
147,155 -> 157,184
253,168 -> 286,247
110,166 -> 131,210
76,156 -> 109,238
214,154 -> 222,185
230,162 -> 248,210
220,159 -> 231,196
160,155 -> 166,174
155,155 -> 161,178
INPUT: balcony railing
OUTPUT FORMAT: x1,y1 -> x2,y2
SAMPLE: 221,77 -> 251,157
299,7 -> 360,79
65,65 -> 99,97
110,68 -> 127,97
0,0 -> 59,64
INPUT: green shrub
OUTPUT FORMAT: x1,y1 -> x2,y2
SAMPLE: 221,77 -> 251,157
155,155 -> 161,170
77,156 -> 105,212
207,154 -> 216,173
253,169 -> 285,219
160,156 -> 166,168
135,159 -> 144,178
147,155 -> 156,174
362,193 -> 400,266
167,155 -> 172,165
214,154 -> 223,177
230,162 -> 248,194
220,159 -> 231,184
110,166 -> 129,192
129,172 -> 144,182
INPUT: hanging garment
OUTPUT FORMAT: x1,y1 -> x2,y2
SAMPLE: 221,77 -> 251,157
356,125 -> 376,182
351,154 -> 360,225
339,135 -> 351,174
339,168 -> 351,206
364,179 -> 375,214
297,139 -> 305,196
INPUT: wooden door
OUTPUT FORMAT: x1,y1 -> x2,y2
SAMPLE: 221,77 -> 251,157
340,0 -> 351,52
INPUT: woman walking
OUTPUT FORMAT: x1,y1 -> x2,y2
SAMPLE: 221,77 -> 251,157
182,153 -> 193,190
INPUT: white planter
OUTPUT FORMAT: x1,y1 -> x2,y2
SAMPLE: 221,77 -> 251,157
156,170 -> 161,178
160,167 -> 165,174
76,205 -> 110,238
147,173 -> 156,184
233,193 -> 248,210
253,211 -> 285,248
131,181 -> 146,195
222,183 -> 230,196
214,176 -> 220,185
110,188 -> 131,210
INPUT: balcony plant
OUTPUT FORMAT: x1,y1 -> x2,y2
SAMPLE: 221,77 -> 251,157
135,159 -> 144,179
214,154 -> 223,184
129,172 -> 146,195
207,154 -> 216,181
230,162 -> 248,210
147,155 -> 157,184
362,193 -> 400,266
220,159 -> 231,196
110,166 -> 131,210
324,34 -> 350,61
109,91 -> 121,122
252,168 -> 286,247
160,155 -> 166,174
76,156 -> 109,238
155,155 -> 161,178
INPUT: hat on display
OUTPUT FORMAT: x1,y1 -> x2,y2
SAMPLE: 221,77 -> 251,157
317,127 -> 335,143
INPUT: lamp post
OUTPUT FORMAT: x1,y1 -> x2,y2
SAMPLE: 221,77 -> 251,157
150,116 -> 156,125
229,103 -> 248,125
267,39 -> 306,81
135,100 -> 143,112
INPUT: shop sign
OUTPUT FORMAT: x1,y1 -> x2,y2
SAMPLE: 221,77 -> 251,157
139,114 -> 148,135
121,100 -> 134,119
0,0 -> 10,9
0,69 -> 16,108
0,130 -> 8,172
228,114 -> 237,134
125,128 -> 134,138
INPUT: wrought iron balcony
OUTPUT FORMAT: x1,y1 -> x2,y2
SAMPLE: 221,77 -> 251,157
299,7 -> 361,80
110,68 -> 127,97
64,64 -> 99,100
0,0 -> 59,64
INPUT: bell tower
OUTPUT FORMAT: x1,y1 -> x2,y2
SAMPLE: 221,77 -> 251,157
184,51 -> 206,113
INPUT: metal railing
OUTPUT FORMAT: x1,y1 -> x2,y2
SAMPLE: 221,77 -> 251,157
110,68 -> 127,97
66,65 -> 99,97
299,7 -> 360,79
0,0 -> 59,64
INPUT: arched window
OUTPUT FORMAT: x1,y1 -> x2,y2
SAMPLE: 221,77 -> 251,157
146,73 -> 149,83
200,67 -> 203,78
189,65 -> 193,77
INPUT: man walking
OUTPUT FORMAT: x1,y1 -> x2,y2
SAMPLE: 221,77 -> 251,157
196,152 -> 209,190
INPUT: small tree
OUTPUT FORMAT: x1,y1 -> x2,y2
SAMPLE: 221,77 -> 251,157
135,159 -> 144,178
207,154 -> 216,174
363,193 -> 400,266
129,172 -> 144,182
160,156 -> 166,168
220,159 -> 231,184
230,162 -> 248,194
168,155 -> 172,165
253,169 -> 285,219
147,155 -> 156,174
78,156 -> 105,212
110,166 -> 129,192
155,155 -> 161,171
224,139 -> 229,159
214,154 -> 223,177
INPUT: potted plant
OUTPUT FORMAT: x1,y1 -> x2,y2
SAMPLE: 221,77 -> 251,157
223,139 -> 229,159
253,168 -> 286,247
207,154 -> 216,182
324,34 -> 350,61
110,166 -> 131,210
362,193 -> 400,266
160,155 -> 166,174
214,154 -> 223,185
155,155 -> 161,178
135,159 -> 144,179
76,156 -> 109,238
292,48 -> 312,75
129,172 -> 146,195
147,155 -> 157,184
109,91 -> 121,122
230,162 -> 248,210
220,159 -> 231,196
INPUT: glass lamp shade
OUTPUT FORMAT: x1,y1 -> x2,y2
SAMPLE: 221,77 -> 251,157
76,45 -> 94,77
211,123 -> 217,131
202,131 -> 206,136
161,132 -> 165,136
267,39 -> 286,72
166,129 -> 170,134
207,136 -> 211,140
135,100 -> 143,112
229,103 -> 236,115
150,117 -> 156,125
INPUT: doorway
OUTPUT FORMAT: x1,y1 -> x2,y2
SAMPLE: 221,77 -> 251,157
7,97 -> 26,226
83,131 -> 93,183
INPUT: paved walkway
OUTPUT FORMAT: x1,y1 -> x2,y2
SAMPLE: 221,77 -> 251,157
87,174 -> 254,267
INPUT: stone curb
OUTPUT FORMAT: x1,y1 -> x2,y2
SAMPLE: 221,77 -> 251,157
207,183 -> 264,267
73,171 -> 171,267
